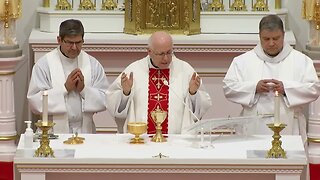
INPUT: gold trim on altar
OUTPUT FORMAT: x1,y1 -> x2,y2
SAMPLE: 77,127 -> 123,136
0,135 -> 18,141
124,0 -> 201,35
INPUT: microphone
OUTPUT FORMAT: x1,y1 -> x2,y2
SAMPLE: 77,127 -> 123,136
162,79 -> 201,123
163,79 -> 209,148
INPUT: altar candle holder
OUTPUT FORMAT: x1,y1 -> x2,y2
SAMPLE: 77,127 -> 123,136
43,0 -> 50,7
209,0 -> 224,11
34,121 -> 55,157
275,0 -> 281,9
266,123 -> 287,159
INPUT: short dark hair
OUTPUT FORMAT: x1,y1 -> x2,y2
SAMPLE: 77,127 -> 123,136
259,15 -> 284,33
59,19 -> 84,39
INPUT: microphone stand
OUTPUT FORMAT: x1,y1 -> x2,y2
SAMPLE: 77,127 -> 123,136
163,80 -> 211,148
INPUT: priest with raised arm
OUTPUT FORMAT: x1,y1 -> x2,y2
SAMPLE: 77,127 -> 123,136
223,15 -> 320,144
106,31 -> 212,134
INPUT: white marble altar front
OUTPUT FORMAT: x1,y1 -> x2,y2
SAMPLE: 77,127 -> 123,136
14,134 -> 307,180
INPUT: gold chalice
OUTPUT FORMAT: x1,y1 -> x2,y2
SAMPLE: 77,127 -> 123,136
127,122 -> 147,144
151,108 -> 168,142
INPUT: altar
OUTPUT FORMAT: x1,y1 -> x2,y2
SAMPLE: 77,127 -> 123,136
14,134 -> 307,180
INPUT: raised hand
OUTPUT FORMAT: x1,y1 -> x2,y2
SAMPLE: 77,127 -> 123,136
121,72 -> 133,96
189,72 -> 201,95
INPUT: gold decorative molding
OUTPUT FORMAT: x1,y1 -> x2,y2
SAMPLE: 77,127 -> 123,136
209,0 -> 224,11
313,1 -> 320,30
252,0 -> 268,11
101,0 -> 117,10
0,72 -> 15,75
124,0 -> 200,35
308,137 -> 320,143
0,135 -> 17,141
229,0 -> 247,11
56,0 -> 72,10
79,0 -> 95,10
0,0 -> 22,29
43,0 -> 50,7
275,0 -> 281,9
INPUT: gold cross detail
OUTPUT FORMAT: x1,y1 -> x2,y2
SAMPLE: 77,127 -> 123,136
153,94 -> 163,101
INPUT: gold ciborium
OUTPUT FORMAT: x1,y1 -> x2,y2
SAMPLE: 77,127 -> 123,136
34,121 -> 55,157
266,123 -> 287,158
151,108 -> 167,142
127,122 -> 147,144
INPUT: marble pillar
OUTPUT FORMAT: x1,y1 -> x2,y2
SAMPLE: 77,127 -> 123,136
0,45 -> 23,162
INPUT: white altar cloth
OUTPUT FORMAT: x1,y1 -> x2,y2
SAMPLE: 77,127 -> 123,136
14,134 -> 306,180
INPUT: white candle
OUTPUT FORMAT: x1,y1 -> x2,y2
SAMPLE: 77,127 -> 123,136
42,90 -> 48,125
274,91 -> 280,126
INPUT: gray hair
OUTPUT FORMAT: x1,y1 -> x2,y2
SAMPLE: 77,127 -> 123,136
59,19 -> 84,39
259,15 -> 284,33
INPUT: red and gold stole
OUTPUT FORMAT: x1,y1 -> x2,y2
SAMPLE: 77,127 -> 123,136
147,68 -> 169,134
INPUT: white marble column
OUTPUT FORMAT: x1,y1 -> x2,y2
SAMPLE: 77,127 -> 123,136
0,55 -> 24,162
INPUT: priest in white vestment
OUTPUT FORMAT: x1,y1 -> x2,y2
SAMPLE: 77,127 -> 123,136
106,31 -> 212,134
223,15 -> 320,144
27,19 -> 109,133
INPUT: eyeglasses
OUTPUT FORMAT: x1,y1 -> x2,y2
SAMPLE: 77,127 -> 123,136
62,39 -> 84,47
152,50 -> 174,57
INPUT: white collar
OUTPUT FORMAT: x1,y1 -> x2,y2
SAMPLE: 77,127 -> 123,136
254,42 -> 293,63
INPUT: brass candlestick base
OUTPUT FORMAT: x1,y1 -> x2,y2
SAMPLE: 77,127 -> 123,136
266,123 -> 287,158
63,132 -> 85,145
43,0 -> 50,7
56,0 -> 72,10
252,0 -> 268,11
79,0 -> 96,10
210,0 -> 224,11
151,108 -> 167,143
101,0 -> 117,10
34,121 -> 55,157
230,0 -> 247,11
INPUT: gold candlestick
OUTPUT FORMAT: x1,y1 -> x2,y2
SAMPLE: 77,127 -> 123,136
209,0 -> 224,11
252,0 -> 268,11
34,121 -> 55,157
275,0 -> 281,9
266,123 -> 287,158
230,0 -> 247,11
101,0 -> 117,10
43,0 -> 50,7
56,0 -> 72,10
